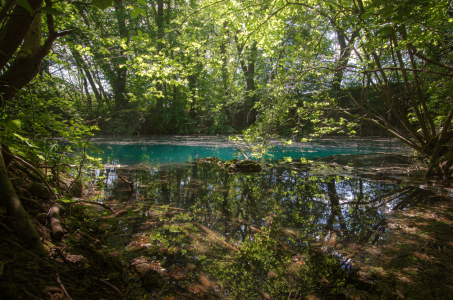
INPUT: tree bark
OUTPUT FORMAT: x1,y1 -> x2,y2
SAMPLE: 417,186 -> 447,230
0,145 -> 48,255
113,0 -> 128,110
0,0 -> 44,70
0,6 -> 72,107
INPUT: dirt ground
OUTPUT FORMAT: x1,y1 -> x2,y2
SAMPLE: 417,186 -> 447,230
343,194 -> 453,300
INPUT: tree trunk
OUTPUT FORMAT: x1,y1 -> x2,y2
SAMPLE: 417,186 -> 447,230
113,0 -> 129,110
155,0 -> 165,111
0,145 -> 48,255
0,0 -> 44,70
0,4 -> 71,107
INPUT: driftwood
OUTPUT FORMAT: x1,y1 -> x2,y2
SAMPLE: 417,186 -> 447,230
193,222 -> 240,252
48,204 -> 65,240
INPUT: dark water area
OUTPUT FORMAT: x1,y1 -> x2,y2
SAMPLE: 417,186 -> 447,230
83,137 -> 453,299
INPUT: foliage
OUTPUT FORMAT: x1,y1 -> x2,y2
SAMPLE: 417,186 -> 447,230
1,0 -> 453,174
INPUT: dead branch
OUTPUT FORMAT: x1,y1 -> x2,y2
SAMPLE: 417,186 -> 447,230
99,279 -> 124,296
71,198 -> 113,213
116,171 -> 134,191
56,273 -> 73,300
66,136 -> 91,194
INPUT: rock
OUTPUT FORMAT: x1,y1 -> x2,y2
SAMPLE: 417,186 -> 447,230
224,159 -> 262,173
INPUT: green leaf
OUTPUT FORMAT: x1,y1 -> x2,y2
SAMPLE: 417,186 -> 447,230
131,8 -> 139,18
8,119 -> 21,130
40,7 -> 64,16
360,13 -> 372,19
126,208 -> 134,216
378,25 -> 393,38
137,7 -> 146,16
92,0 -> 113,10
17,0 -> 32,12
137,0 -> 147,5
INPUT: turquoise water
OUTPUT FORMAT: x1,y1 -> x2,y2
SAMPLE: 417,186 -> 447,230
92,136 -> 407,166
86,136 -> 421,299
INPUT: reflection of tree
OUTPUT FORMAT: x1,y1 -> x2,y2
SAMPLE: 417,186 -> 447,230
326,176 -> 348,234
99,161 -> 419,298
159,166 -> 170,204
220,172 -> 232,240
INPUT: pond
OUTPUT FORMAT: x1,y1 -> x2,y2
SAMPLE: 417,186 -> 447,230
83,136 -> 453,299
91,135 -> 409,165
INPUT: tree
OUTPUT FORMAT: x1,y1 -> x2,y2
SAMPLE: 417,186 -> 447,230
0,0 -> 111,251
0,0 -> 72,106
219,0 -> 453,177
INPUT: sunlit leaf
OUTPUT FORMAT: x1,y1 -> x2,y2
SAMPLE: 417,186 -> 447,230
8,119 -> 21,130
131,8 -> 139,18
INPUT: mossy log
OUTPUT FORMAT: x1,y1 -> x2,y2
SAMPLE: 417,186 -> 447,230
195,157 -> 262,174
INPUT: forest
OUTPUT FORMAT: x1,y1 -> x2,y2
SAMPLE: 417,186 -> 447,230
1,0 -> 453,299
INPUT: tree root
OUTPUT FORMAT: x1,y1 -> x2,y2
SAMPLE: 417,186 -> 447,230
7,153 -> 57,199
0,146 -> 49,254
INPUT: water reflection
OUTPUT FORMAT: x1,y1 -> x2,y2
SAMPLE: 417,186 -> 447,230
85,157 -> 428,298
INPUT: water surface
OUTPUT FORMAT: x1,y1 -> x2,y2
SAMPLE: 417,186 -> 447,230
85,136 -> 425,299
91,135 -> 408,166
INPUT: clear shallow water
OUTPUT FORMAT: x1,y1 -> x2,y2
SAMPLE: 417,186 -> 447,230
86,136 -> 420,298
91,135 -> 408,166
